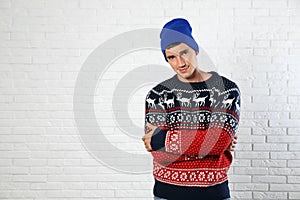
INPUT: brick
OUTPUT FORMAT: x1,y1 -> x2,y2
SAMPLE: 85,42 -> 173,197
8,190 -> 38,198
254,16 -> 289,25
234,8 -> 268,16
218,0 -> 251,8
97,181 -> 151,190
240,119 -> 268,128
271,41 -> 293,48
12,175 -> 47,182
0,151 -> 30,158
237,135 -> 265,143
268,103 -> 291,111
14,95 -> 47,103
0,96 -> 14,103
0,134 -> 26,143
31,182 -> 64,190
289,144 -> 300,151
289,0 -> 300,8
235,40 -> 270,48
290,8 -> 300,16
289,32 -> 300,40
255,112 -> 289,120
231,191 -> 252,199
288,176 -> 300,183
229,175 -> 251,183
253,175 -> 286,183
290,16 -> 300,24
0,159 -> 12,166
232,159 -> 251,167
28,72 -> 60,80
252,160 -> 286,167
115,189 -> 152,197
63,167 -> 98,175
270,8 -> 291,16
242,103 -> 269,111
268,135 -> 300,143
288,96 -> 299,104
236,152 -> 269,159
253,0 -> 287,8
184,0 -> 217,9
286,88 -> 300,95
288,80 -> 300,88
254,143 -> 287,151
235,143 -> 252,151
62,182 -> 98,190
253,192 -> 287,199
271,152 -> 300,159
0,0 -> 11,8
13,127 -> 45,134
0,167 -> 29,175
234,167 -> 268,175
290,192 -> 300,199
288,160 -> 300,167
270,120 -> 300,128
254,47 -> 288,55
47,190 -> 82,198
11,32 -> 45,40
269,168 -> 300,176
0,56 -> 32,64
0,32 -> 10,40
79,0 -> 110,9
235,183 -> 268,191
238,127 -> 251,135
270,184 -> 300,191
253,95 -> 287,103
12,0 -> 45,8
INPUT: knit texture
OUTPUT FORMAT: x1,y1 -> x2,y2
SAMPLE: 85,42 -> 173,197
145,71 -> 240,187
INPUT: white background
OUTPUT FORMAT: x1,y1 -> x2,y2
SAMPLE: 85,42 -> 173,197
0,0 -> 300,199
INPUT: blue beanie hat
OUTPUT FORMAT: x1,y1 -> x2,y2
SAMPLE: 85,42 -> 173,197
160,18 -> 199,61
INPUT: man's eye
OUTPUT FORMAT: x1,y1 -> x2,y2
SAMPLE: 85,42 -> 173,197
182,51 -> 188,55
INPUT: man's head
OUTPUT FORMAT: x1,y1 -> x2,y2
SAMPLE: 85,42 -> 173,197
160,18 -> 200,81
160,18 -> 199,61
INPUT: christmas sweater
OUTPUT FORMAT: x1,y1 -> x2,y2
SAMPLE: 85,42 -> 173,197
145,71 -> 241,187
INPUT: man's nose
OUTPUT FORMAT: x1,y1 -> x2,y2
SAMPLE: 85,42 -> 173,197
177,56 -> 185,67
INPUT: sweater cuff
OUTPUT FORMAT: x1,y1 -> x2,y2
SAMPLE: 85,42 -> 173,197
150,128 -> 167,151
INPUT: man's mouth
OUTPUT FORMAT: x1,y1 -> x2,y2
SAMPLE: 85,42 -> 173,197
178,65 -> 189,73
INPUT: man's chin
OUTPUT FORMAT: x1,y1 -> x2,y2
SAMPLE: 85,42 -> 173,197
177,73 -> 192,81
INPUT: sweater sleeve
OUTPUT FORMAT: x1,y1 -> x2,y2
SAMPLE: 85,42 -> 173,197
144,89 -> 169,151
164,86 -> 241,156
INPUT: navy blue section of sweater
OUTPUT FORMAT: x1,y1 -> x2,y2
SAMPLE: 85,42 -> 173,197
154,179 -> 230,200
150,128 -> 167,151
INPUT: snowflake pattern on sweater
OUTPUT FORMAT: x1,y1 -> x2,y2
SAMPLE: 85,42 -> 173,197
145,71 -> 240,187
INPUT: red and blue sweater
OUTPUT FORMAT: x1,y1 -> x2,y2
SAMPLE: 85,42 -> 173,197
145,71 -> 241,199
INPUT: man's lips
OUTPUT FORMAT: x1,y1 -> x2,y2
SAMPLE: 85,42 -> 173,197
178,65 -> 189,73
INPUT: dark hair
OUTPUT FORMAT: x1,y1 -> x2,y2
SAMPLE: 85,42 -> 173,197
164,42 -> 182,61
166,42 -> 181,49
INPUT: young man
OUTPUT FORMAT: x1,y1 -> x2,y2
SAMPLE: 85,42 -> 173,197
142,18 -> 240,200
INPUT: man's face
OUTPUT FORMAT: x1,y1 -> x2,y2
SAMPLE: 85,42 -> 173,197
165,43 -> 198,81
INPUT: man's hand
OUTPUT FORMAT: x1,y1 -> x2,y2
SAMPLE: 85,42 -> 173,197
142,122 -> 158,152
227,135 -> 238,151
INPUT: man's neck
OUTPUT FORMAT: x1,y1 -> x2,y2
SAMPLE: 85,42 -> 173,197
177,70 -> 212,83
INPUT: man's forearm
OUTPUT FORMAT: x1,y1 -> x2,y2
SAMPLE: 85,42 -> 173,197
150,128 -> 167,151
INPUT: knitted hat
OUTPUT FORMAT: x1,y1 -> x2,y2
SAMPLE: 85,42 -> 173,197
160,18 -> 199,61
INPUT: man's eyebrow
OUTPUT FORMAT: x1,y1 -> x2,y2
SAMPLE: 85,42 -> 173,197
166,55 -> 175,59
179,49 -> 189,54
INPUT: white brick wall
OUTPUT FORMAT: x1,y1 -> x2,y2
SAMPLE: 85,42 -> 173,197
0,0 -> 299,199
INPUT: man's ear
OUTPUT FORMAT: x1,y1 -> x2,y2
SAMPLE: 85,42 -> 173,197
195,50 -> 199,56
